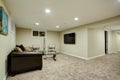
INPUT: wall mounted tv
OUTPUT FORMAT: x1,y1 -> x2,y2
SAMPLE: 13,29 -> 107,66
64,33 -> 75,44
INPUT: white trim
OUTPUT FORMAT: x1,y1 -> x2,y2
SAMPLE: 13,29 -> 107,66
61,52 -> 105,60
3,75 -> 7,80
108,52 -> 113,54
88,54 -> 105,60
61,52 -> 88,60
109,51 -> 118,54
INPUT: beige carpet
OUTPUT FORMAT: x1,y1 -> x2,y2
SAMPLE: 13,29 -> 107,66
7,53 -> 120,80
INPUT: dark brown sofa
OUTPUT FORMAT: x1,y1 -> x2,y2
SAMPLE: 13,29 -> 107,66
8,51 -> 43,76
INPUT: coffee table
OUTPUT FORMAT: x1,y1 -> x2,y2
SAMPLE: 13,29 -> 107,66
44,51 -> 56,61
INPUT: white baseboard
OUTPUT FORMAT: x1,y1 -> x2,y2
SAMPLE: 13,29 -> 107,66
3,75 -> 7,80
108,52 -> 113,54
88,54 -> 105,60
113,51 -> 117,53
61,52 -> 105,60
61,52 -> 88,60
108,51 -> 119,54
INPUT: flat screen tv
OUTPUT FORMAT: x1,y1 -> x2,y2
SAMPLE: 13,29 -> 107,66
64,33 -> 75,44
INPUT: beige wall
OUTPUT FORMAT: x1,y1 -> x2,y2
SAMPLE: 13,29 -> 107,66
60,27 -> 88,58
116,33 -> 120,51
46,31 -> 60,52
16,28 -> 44,50
60,16 -> 120,59
88,28 -> 105,58
0,0 -> 16,80
107,30 -> 113,53
108,31 -> 120,53
60,27 -> 105,59
16,28 -> 60,51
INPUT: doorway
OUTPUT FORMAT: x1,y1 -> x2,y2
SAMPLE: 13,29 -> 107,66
104,31 -> 108,54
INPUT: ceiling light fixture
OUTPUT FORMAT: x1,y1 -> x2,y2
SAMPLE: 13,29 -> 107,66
118,0 -> 120,2
56,25 -> 59,28
45,9 -> 51,13
35,22 -> 39,26
74,17 -> 79,21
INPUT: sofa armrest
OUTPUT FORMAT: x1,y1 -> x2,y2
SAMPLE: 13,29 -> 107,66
8,51 -> 43,75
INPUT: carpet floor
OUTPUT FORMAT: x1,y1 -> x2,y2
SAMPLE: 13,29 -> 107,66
7,53 -> 120,80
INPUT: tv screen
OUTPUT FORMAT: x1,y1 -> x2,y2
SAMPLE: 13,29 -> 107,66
64,33 -> 75,44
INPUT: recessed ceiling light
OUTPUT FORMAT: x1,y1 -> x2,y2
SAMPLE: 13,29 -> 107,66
45,9 -> 51,13
56,25 -> 59,28
74,17 -> 79,21
35,22 -> 39,26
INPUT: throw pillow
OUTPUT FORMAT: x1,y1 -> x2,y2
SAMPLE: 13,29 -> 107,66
16,44 -> 25,51
25,47 -> 33,52
15,47 -> 23,52
19,44 -> 25,51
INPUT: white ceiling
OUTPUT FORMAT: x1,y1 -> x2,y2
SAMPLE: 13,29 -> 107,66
4,0 -> 120,31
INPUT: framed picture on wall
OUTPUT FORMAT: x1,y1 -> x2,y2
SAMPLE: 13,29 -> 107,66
33,31 -> 39,36
32,30 -> 45,37
0,6 -> 8,36
39,31 -> 45,37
